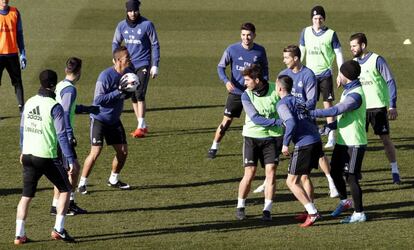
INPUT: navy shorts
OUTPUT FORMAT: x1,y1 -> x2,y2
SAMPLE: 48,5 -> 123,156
366,107 -> 390,135
131,66 -> 151,102
90,118 -> 127,146
288,141 -> 324,175
224,93 -> 243,118
316,75 -> 335,102
331,144 -> 366,178
243,136 -> 283,168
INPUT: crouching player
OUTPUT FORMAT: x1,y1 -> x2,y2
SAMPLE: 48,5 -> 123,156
276,75 -> 323,227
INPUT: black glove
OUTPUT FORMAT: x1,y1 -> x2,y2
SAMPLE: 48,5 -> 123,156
69,137 -> 77,147
87,105 -> 100,114
319,124 -> 331,136
275,118 -> 285,128
296,102 -> 309,120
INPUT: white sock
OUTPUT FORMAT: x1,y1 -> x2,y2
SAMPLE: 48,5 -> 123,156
391,162 -> 399,174
70,192 -> 75,202
211,141 -> 220,150
15,219 -> 25,237
78,176 -> 87,187
328,130 -> 336,140
52,198 -> 58,207
304,202 -> 317,214
137,118 -> 146,129
237,198 -> 246,208
54,215 -> 65,232
326,174 -> 335,187
109,172 -> 119,184
354,211 -> 364,216
263,199 -> 272,211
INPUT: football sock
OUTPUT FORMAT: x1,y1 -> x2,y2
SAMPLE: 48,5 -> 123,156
263,199 -> 272,211
211,141 -> 219,150
15,219 -> 25,237
391,162 -> 399,174
70,192 -> 75,201
109,172 -> 119,184
326,174 -> 335,187
52,198 -> 58,207
54,215 -> 65,233
304,203 -> 317,215
78,177 -> 87,187
237,198 -> 246,208
137,118 -> 146,129
328,130 -> 335,141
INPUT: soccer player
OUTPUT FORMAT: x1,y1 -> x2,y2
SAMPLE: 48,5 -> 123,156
15,70 -> 75,244
0,0 -> 26,113
207,22 -> 269,159
113,0 -> 160,138
276,75 -> 322,227
235,64 -> 283,221
78,46 -> 133,194
253,45 -> 339,197
299,5 -> 344,148
50,57 -> 99,215
349,33 -> 401,184
307,60 -> 367,223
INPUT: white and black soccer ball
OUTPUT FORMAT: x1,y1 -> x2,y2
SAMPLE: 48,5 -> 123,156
119,73 -> 140,92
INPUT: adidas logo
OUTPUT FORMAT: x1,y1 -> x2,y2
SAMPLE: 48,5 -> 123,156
382,126 -> 387,133
124,30 -> 129,34
238,56 -> 243,60
27,106 -> 42,121
224,109 -> 231,115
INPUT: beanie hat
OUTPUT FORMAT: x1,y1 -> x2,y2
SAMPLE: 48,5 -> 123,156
126,0 -> 140,11
340,60 -> 361,81
39,69 -> 58,88
311,5 -> 326,19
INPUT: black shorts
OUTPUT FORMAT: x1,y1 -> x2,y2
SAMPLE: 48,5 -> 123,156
366,107 -> 389,135
0,55 -> 22,85
316,76 -> 335,102
288,141 -> 324,175
21,154 -> 72,197
243,136 -> 283,168
90,118 -> 127,146
331,144 -> 366,178
224,93 -> 243,118
131,66 -> 151,102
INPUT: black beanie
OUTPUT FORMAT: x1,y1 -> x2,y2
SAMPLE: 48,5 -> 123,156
39,69 -> 58,89
126,0 -> 140,11
311,5 -> 326,19
340,60 -> 361,81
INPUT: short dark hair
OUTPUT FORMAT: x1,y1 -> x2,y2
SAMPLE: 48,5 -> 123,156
65,57 -> 82,75
113,46 -> 129,60
241,22 -> 256,33
283,45 -> 301,59
277,75 -> 293,93
350,33 -> 368,47
242,64 -> 263,81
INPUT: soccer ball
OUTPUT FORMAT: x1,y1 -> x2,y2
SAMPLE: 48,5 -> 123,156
119,73 -> 140,92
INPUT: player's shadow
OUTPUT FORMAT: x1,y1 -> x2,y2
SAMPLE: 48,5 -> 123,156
123,104 -> 223,113
0,187 -> 53,196
0,115 -> 20,120
366,136 -> 414,151
87,195 -> 296,215
74,213 -> 301,243
143,126 -> 243,138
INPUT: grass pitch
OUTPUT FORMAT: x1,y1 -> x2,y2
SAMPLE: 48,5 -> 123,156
0,0 -> 413,249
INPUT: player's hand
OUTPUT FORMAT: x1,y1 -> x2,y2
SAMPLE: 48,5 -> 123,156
282,145 -> 290,156
69,137 -> 77,147
20,55 -> 27,70
19,154 -> 23,164
225,81 -> 235,92
388,108 -> 398,120
67,164 -> 74,174
88,105 -> 100,115
336,75 -> 341,88
150,66 -> 159,79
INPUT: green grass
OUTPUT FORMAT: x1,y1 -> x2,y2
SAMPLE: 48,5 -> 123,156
1,0 -> 413,249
